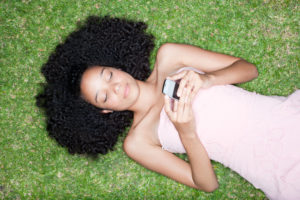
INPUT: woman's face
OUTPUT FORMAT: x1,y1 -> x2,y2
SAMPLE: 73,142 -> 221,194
80,66 -> 140,112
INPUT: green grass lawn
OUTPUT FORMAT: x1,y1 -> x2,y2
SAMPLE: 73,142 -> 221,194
1,0 -> 299,199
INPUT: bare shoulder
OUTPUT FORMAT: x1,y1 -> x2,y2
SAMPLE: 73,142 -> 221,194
123,127 -> 154,159
124,107 -> 162,155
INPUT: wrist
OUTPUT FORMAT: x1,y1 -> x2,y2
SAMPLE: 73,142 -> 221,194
205,73 -> 216,88
179,130 -> 198,140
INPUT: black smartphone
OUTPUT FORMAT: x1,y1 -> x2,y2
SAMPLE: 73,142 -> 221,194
162,79 -> 180,100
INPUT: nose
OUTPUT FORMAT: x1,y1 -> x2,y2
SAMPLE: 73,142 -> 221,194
112,83 -> 120,94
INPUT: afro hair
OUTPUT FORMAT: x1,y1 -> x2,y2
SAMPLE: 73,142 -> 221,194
36,16 -> 154,156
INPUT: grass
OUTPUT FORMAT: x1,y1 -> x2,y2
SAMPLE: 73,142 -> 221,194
0,0 -> 299,199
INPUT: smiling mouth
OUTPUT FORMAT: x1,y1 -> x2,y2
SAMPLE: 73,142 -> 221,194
124,83 -> 129,98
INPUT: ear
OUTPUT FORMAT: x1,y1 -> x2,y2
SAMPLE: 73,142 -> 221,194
100,109 -> 113,114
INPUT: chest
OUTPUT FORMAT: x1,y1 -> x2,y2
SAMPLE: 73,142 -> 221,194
140,94 -> 165,146
130,88 -> 166,147
129,67 -> 175,146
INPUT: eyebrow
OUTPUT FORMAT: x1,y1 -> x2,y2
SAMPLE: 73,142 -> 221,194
95,68 -> 105,103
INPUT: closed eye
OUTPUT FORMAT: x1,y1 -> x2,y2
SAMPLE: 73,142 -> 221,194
106,71 -> 112,81
104,72 -> 112,102
104,93 -> 108,103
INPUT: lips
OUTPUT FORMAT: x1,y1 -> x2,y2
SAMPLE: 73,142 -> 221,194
124,83 -> 129,98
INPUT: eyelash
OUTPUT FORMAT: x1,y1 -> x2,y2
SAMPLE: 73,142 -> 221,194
104,72 -> 113,102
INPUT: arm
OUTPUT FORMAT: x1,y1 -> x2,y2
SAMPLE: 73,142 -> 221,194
123,134 -> 218,192
123,80 -> 219,192
163,84 -> 219,192
156,43 -> 258,86
178,131 -> 218,192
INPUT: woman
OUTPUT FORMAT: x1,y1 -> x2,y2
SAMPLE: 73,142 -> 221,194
37,16 -> 300,200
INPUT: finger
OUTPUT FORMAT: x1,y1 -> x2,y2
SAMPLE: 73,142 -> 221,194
186,77 -> 194,93
177,87 -> 187,118
185,84 -> 193,104
178,86 -> 193,122
178,71 -> 196,96
164,95 -> 177,120
181,77 -> 194,100
167,70 -> 187,81
190,75 -> 199,100
173,98 -> 178,113
190,73 -> 203,100
177,75 -> 188,97
191,84 -> 200,100
164,95 -> 172,114
182,87 -> 193,120
190,87 -> 197,100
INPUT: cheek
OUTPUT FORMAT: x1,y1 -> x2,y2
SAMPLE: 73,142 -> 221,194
108,96 -> 122,110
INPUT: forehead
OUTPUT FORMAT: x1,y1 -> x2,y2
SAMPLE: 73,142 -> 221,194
83,66 -> 103,78
80,66 -> 103,101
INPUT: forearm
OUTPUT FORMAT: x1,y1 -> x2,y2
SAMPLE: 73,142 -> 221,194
207,59 -> 258,86
179,132 -> 219,192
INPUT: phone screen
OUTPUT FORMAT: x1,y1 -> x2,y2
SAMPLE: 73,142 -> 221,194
162,79 -> 180,100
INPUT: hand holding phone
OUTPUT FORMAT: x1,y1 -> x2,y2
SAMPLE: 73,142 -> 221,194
164,70 -> 212,102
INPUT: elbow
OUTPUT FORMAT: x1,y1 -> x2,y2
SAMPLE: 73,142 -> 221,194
194,180 -> 219,193
205,182 -> 219,193
239,59 -> 259,80
156,43 -> 182,67
156,43 -> 173,60
201,182 -> 219,193
251,63 -> 259,79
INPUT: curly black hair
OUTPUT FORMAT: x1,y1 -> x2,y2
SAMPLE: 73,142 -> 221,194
36,16 -> 154,156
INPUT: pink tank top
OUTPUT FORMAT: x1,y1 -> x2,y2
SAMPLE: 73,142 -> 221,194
157,70 -> 300,200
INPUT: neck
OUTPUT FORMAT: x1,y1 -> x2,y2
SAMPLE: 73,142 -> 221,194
129,80 -> 156,115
